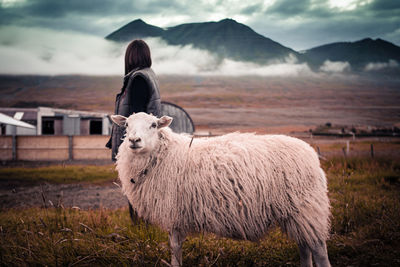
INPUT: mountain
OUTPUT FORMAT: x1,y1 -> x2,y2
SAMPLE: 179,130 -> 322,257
304,38 -> 400,70
106,19 -> 400,73
106,18 -> 299,64
161,19 -> 299,64
105,19 -> 164,42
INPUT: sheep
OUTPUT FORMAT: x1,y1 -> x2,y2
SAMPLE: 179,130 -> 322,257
111,112 -> 331,267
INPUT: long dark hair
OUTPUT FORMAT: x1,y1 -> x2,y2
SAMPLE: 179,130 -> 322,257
124,40 -> 152,75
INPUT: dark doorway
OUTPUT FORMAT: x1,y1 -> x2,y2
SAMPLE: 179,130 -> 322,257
42,119 -> 54,135
90,120 -> 102,135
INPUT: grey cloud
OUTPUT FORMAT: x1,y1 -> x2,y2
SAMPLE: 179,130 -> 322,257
265,0 -> 400,20
0,0 -> 188,36
0,7 -> 22,24
252,14 -> 400,50
0,0 -> 399,51
14,0 -> 140,17
370,0 -> 400,11
240,4 -> 263,15
267,0 -> 311,16
1,0 -> 184,21
249,0 -> 400,49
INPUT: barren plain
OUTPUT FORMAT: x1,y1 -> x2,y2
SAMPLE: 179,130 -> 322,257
0,74 -> 399,134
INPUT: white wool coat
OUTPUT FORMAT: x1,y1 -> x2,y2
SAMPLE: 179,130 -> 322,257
116,129 -> 330,247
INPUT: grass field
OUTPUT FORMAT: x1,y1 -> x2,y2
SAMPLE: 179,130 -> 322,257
0,165 -> 117,185
0,155 -> 399,266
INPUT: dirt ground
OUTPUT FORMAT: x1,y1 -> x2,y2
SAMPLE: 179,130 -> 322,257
0,180 -> 127,210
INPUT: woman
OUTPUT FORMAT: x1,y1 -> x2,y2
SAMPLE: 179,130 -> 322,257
106,39 -> 161,161
106,40 -> 161,223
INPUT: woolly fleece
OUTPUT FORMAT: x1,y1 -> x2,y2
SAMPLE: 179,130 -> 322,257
116,123 -> 330,248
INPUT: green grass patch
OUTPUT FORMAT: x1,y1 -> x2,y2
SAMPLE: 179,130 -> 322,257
0,156 -> 399,266
0,208 -> 301,266
0,165 -> 117,184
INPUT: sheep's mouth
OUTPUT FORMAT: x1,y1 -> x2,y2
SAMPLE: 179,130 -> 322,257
129,144 -> 142,150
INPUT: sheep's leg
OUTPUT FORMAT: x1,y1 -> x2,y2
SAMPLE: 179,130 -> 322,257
128,202 -> 139,224
298,242 -> 312,267
310,240 -> 331,267
169,230 -> 185,267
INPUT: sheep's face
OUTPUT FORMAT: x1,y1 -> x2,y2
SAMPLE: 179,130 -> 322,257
111,113 -> 172,154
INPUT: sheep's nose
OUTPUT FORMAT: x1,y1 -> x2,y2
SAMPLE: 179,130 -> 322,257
129,137 -> 141,143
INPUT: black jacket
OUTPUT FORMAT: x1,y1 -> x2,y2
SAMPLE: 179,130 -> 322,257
106,68 -> 161,161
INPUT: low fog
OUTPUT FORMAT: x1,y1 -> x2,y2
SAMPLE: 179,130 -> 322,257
0,26 -> 386,76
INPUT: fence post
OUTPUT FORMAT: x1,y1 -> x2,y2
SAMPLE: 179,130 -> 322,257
370,144 -> 374,158
12,135 -> 17,160
342,147 -> 347,158
317,146 -> 321,156
346,140 -> 350,155
68,135 -> 73,161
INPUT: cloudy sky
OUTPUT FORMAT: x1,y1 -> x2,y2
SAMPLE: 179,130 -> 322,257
0,0 -> 399,75
1,0 -> 399,50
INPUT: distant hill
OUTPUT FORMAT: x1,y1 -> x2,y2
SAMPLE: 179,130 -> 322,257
105,19 -> 164,42
304,38 -> 400,71
106,19 -> 400,73
161,19 -> 299,64
106,18 -> 300,64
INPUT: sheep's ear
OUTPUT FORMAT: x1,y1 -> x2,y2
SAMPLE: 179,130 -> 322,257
111,115 -> 128,127
157,116 -> 173,128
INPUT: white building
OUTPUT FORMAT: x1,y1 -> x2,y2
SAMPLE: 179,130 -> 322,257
0,107 -> 111,136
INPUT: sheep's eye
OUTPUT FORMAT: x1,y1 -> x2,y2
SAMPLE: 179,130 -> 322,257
151,122 -> 157,128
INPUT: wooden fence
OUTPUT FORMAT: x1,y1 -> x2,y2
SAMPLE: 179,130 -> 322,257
0,135 -> 111,161
1,135 -> 398,162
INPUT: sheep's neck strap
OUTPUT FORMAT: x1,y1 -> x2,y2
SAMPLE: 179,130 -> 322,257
189,136 -> 194,148
132,155 -> 156,183
135,140 -> 165,182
